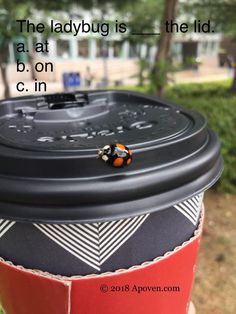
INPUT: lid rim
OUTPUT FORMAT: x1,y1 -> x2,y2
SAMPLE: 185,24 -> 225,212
0,129 -> 221,206
0,155 -> 223,224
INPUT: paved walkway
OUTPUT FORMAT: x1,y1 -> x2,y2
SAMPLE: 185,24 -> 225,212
0,64 -> 233,99
173,67 -> 232,84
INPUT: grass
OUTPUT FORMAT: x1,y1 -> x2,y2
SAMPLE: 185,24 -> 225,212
192,191 -> 236,313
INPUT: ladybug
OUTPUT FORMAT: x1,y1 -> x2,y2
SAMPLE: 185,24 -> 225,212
98,143 -> 132,167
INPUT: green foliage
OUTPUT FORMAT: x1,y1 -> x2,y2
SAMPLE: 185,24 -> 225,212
136,58 -> 150,86
182,0 -> 236,36
117,80 -> 236,193
0,304 -> 5,314
149,58 -> 179,93
117,0 -> 163,87
150,59 -> 168,92
166,81 -> 236,193
183,57 -> 201,68
120,0 -> 163,44
0,1 -> 31,60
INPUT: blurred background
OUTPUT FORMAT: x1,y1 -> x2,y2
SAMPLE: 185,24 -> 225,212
0,0 -> 235,313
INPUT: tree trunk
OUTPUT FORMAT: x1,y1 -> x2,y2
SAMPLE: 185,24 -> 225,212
0,63 -> 10,99
153,0 -> 178,96
29,54 -> 37,81
0,41 -> 11,99
138,57 -> 145,86
230,56 -> 236,93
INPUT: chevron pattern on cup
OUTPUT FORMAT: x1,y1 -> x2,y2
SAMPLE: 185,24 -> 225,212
174,193 -> 204,225
34,214 -> 149,271
0,193 -> 204,271
0,219 -> 16,238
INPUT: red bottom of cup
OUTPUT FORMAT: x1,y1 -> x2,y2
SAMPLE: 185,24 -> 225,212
0,208 -> 203,314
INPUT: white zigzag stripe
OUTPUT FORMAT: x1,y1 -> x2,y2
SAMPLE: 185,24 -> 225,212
100,215 -> 148,264
57,224 -> 99,251
34,223 -> 101,271
46,224 -> 99,257
0,219 -> 15,238
100,216 -> 144,254
68,224 -> 99,246
34,214 -> 149,271
99,218 -> 132,245
174,193 -> 204,225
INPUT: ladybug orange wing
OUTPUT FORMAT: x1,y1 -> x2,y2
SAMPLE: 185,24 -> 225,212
126,158 -> 132,165
113,157 -> 124,167
116,143 -> 126,150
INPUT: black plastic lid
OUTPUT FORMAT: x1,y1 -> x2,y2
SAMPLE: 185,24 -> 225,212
0,90 -> 223,223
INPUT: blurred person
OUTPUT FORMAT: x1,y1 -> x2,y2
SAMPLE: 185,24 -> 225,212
84,66 -> 94,88
226,55 -> 234,78
74,72 -> 81,89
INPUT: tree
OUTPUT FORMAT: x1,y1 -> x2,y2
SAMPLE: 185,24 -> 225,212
0,1 -> 31,98
151,0 -> 178,96
183,0 -> 236,93
119,0 -> 163,86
